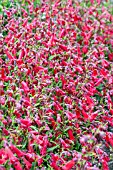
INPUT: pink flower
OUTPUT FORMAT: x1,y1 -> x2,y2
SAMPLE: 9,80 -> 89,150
21,81 -> 30,93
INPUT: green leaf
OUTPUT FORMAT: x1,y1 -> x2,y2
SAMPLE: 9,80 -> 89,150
3,30 -> 8,36
94,93 -> 101,102
47,145 -> 59,152
22,139 -> 28,149
34,102 -> 40,107
64,127 -> 71,132
34,0 -> 41,7
57,81 -> 62,88
48,55 -> 56,61
2,0 -> 11,7
31,162 -> 37,170
0,5 -> 3,14
30,126 -> 38,131
96,83 -> 104,92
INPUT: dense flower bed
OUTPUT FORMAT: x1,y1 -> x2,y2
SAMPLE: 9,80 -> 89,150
0,0 -> 113,169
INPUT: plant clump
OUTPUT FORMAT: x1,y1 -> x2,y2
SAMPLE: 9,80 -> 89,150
0,0 -> 113,169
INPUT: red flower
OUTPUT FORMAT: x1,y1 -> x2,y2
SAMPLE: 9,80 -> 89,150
20,118 -> 31,127
5,146 -> 18,163
59,44 -> 68,51
92,69 -> 98,77
102,160 -> 109,170
100,68 -> 108,77
50,161 -> 60,170
68,129 -> 75,141
13,161 -> 23,170
62,160 -> 75,170
82,46 -> 88,54
22,157 -> 32,169
0,159 -> 7,164
82,110 -> 89,120
10,144 -> 24,157
19,49 -> 26,60
22,18 -> 28,27
4,50 -> 14,61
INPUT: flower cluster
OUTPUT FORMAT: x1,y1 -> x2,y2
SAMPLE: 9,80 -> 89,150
0,0 -> 113,169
